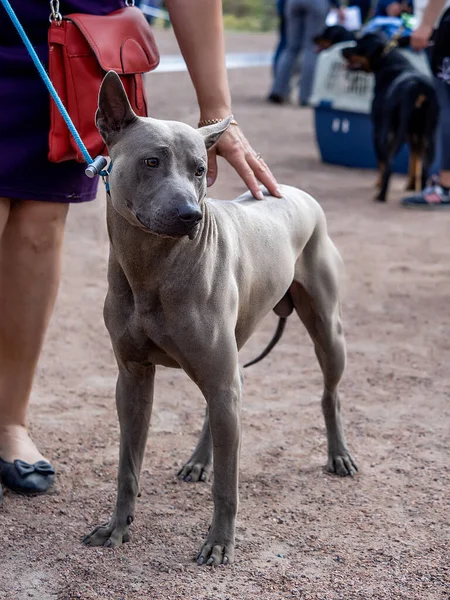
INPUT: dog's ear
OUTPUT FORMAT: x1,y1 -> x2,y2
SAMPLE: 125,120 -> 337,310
96,71 -> 137,144
197,115 -> 234,150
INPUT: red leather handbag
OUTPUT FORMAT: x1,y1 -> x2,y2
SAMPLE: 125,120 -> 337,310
48,5 -> 160,163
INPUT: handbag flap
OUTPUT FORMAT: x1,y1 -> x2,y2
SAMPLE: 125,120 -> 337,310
66,6 -> 160,74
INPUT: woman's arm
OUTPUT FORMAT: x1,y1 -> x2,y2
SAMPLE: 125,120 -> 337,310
164,0 -> 231,122
165,0 -> 281,199
411,0 -> 447,49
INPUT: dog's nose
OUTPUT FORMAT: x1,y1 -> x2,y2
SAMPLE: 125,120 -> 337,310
176,206 -> 202,226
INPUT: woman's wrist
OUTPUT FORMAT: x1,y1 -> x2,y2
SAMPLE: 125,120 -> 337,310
199,104 -> 232,122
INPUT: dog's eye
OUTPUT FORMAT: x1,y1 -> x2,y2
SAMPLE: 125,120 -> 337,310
144,158 -> 160,168
195,165 -> 206,177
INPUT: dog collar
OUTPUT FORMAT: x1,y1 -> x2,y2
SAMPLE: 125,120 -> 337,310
382,26 -> 405,56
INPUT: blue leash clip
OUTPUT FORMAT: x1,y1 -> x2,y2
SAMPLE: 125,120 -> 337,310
1,0 -> 111,183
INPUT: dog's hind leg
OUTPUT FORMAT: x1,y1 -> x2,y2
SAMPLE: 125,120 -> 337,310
415,155 -> 423,192
405,151 -> 417,191
290,231 -> 357,477
375,161 -> 385,191
178,406 -> 213,483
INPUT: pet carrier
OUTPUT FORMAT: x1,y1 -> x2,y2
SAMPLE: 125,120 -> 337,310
309,42 -> 438,174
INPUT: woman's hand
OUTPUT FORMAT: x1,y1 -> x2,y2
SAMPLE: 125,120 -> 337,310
410,23 -> 434,50
206,124 -> 282,200
166,0 -> 282,199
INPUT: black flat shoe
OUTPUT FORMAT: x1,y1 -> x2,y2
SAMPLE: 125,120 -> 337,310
0,457 -> 55,496
267,93 -> 285,104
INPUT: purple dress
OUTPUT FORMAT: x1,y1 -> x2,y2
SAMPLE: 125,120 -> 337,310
0,1 -> 125,202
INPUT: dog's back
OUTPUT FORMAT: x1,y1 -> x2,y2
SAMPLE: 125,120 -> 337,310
372,49 -> 438,165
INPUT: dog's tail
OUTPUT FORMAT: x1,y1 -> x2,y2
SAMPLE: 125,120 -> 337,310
405,77 -> 439,158
243,317 -> 287,368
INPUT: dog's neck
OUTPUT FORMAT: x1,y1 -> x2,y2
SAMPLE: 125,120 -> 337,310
370,50 -> 412,94
106,196 -> 217,290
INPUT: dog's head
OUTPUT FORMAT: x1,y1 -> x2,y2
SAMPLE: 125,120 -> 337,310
96,71 -> 231,239
341,31 -> 389,72
314,26 -> 356,52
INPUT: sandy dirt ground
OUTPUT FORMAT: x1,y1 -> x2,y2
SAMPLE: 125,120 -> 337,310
1,30 -> 449,600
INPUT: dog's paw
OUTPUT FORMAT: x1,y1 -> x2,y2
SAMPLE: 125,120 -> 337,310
82,519 -> 130,548
327,452 -> 358,477
196,539 -> 234,566
178,456 -> 212,483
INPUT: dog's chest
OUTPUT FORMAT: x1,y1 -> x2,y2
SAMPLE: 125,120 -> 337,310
125,304 -> 182,368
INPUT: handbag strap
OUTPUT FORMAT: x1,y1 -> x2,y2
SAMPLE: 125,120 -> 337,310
49,0 -> 136,22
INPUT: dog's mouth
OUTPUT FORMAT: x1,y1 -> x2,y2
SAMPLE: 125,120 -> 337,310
343,53 -> 371,72
133,213 -> 201,241
315,40 -> 332,52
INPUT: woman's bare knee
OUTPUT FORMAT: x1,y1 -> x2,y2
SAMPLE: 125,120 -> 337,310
7,200 -> 69,253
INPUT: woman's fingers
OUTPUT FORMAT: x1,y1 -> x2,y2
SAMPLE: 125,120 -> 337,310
212,125 -> 282,200
206,149 -> 218,187
224,149 -> 265,199
246,153 -> 282,198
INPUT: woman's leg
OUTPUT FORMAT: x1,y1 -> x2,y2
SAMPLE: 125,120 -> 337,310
270,0 -> 305,100
0,199 -> 68,464
298,0 -> 329,106
0,199 -> 10,237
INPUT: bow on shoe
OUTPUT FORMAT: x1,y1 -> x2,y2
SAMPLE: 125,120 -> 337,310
14,459 -> 55,477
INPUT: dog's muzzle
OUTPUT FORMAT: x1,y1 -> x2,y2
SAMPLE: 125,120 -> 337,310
135,206 -> 202,239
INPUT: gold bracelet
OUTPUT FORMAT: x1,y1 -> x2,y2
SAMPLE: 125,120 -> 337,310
198,117 -> 239,128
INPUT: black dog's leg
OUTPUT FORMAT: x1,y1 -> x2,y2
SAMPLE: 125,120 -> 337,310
376,161 -> 392,202
405,151 -> 417,191
376,121 -> 406,202
373,134 -> 385,195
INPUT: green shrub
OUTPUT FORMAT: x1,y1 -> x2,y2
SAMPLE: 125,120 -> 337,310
223,0 -> 277,31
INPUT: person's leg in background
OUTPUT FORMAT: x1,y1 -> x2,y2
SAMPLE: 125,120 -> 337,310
402,78 -> 450,207
298,0 -> 329,106
0,199 -> 68,492
348,0 -> 373,22
434,75 -> 450,188
268,0 -> 305,103
273,0 -> 288,75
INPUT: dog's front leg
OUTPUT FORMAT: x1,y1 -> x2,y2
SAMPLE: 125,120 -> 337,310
196,367 -> 242,566
83,362 -> 155,548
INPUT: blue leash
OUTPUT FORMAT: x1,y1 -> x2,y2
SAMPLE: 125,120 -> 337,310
1,0 -> 110,181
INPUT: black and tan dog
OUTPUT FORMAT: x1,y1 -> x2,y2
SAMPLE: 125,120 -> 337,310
342,31 -> 439,202
314,25 -> 356,52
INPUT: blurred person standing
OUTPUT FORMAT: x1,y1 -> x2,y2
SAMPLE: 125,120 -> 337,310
268,0 -> 345,106
348,0 -> 373,21
402,0 -> 450,206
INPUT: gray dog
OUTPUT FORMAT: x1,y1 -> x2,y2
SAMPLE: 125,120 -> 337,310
82,71 -> 357,566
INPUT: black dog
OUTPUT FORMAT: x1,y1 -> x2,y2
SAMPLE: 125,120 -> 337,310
342,31 -> 439,202
314,25 -> 356,52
